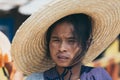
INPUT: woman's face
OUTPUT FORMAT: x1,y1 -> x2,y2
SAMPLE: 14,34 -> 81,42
49,22 -> 81,67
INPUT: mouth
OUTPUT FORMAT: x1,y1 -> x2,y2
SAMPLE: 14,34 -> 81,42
57,54 -> 69,62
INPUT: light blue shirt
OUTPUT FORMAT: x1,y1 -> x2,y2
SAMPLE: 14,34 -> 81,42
26,72 -> 44,80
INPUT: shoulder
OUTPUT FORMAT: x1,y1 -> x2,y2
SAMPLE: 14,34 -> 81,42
89,67 -> 110,76
26,72 -> 44,80
91,67 -> 112,79
81,66 -> 112,80
81,65 -> 109,74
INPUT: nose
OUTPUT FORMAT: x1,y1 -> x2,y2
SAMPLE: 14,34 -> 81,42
59,41 -> 67,52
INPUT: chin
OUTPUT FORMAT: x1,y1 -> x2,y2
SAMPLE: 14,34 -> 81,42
57,63 -> 70,68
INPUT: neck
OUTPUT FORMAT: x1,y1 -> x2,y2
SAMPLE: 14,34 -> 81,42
56,63 -> 82,80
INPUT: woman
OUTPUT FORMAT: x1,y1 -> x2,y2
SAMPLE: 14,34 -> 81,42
11,0 -> 120,80
37,14 -> 111,80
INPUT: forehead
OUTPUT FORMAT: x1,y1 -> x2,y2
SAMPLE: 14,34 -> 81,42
51,22 -> 74,35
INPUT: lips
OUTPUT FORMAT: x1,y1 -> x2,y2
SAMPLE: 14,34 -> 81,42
57,53 -> 69,61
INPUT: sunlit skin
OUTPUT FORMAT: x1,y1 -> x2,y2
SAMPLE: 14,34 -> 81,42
49,22 -> 82,79
49,22 -> 81,67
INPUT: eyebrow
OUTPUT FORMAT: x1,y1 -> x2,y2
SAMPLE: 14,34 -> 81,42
51,36 -> 76,39
51,36 -> 59,39
67,37 -> 76,39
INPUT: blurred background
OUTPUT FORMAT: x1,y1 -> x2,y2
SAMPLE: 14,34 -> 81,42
0,0 -> 120,80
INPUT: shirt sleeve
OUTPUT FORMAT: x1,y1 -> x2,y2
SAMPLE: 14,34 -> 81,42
100,68 -> 112,80
80,67 -> 112,80
90,67 -> 112,80
26,72 -> 44,80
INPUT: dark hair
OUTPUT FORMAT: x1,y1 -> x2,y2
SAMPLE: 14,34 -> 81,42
46,13 -> 92,57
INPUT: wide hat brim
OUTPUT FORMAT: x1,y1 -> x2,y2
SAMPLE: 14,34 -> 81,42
11,0 -> 120,75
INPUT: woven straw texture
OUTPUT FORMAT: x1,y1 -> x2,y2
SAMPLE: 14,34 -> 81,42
11,0 -> 120,75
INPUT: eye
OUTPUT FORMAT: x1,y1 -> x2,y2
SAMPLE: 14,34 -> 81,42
53,39 -> 60,41
51,39 -> 60,42
68,39 -> 76,44
68,39 -> 75,42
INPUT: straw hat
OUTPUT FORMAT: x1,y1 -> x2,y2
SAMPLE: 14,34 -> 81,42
11,0 -> 120,75
0,31 -> 11,67
87,38 -> 120,67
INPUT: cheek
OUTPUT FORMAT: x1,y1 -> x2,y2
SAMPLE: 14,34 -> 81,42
69,45 -> 81,56
49,42 -> 58,55
74,46 -> 81,54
